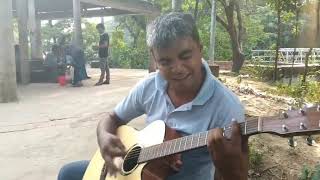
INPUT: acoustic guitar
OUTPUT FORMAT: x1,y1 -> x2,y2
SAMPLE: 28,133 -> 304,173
83,105 -> 320,180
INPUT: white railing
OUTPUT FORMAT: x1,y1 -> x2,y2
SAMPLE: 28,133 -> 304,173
251,48 -> 320,64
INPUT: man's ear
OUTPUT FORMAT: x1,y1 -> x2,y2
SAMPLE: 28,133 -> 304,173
150,49 -> 159,68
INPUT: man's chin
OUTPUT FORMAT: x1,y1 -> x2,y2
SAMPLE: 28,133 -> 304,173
171,83 -> 193,91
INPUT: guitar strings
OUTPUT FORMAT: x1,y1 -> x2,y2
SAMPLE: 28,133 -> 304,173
118,117 -> 314,162
122,127 -> 253,161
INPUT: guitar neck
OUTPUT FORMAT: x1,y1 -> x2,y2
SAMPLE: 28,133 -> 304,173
138,118 -> 260,163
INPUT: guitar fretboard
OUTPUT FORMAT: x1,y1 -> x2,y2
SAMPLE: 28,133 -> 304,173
138,118 -> 260,163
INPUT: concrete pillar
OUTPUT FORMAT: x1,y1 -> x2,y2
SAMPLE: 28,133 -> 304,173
172,0 -> 183,12
101,17 -> 105,24
209,0 -> 217,63
73,0 -> 83,48
0,0 -> 18,102
29,0 -> 42,59
17,0 -> 30,84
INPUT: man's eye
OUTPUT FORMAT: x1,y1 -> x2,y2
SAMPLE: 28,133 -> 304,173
181,55 -> 192,60
160,61 -> 170,66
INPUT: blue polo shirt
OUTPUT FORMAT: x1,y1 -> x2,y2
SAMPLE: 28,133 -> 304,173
114,60 -> 245,180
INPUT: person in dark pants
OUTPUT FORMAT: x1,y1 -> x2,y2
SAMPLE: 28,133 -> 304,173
65,45 -> 86,87
57,160 -> 89,180
95,23 -> 110,86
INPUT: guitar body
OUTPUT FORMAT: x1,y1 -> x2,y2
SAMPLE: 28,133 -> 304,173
83,120 -> 182,180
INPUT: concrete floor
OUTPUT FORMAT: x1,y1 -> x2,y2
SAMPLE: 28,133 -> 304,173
0,68 -> 147,180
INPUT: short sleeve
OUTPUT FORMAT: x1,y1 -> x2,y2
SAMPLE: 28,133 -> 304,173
209,86 -> 245,129
114,80 -> 145,123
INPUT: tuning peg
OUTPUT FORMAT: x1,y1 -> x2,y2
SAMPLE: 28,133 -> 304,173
306,136 -> 315,146
288,137 -> 297,147
282,111 -> 289,119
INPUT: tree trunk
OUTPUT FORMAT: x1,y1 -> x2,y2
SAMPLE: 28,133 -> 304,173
289,0 -> 299,86
207,0 -> 245,73
230,30 -> 245,72
209,0 -> 217,63
0,0 -> 18,102
172,0 -> 183,12
317,0 -> 320,43
274,4 -> 281,81
231,46 -> 245,73
49,20 -> 56,43
194,0 -> 200,22
302,48 -> 313,85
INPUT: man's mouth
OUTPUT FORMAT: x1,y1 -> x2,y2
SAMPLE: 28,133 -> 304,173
172,74 -> 190,80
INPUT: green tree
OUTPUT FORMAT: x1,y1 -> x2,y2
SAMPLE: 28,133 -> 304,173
267,0 -> 295,81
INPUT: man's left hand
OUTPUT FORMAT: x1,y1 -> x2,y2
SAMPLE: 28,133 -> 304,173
207,121 -> 249,180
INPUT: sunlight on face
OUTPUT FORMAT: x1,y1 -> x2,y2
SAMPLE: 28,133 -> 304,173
152,37 -> 203,91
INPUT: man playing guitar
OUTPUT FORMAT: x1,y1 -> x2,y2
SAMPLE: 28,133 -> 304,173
58,12 -> 248,180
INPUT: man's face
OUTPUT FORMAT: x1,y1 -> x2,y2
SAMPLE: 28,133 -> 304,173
152,37 -> 203,91
97,27 -> 104,34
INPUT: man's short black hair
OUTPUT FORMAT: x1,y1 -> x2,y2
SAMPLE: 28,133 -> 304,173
96,23 -> 105,30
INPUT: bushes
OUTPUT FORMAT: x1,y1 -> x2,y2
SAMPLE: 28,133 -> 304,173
109,29 -> 149,69
274,80 -> 320,104
241,63 -> 274,81
249,142 -> 264,171
110,46 -> 149,69
299,164 -> 320,180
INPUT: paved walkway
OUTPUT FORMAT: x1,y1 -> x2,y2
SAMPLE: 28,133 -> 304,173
0,68 -> 147,180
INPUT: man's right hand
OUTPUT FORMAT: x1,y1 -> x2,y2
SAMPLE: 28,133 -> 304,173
97,112 -> 126,177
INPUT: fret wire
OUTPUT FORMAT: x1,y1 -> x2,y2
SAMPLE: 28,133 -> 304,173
162,142 -> 166,157
191,134 -> 194,148
184,136 -> 187,150
197,133 -> 200,147
173,138 -> 177,155
168,140 -> 172,156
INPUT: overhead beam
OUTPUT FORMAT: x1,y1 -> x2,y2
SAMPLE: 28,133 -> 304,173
80,0 -> 160,15
37,8 -> 136,20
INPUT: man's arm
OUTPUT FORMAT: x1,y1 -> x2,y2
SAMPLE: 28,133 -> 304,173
96,111 -> 126,176
97,111 -> 125,136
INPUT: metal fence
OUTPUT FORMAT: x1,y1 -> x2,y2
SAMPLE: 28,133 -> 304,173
251,48 -> 320,64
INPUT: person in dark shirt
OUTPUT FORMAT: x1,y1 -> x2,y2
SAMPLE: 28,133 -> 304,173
95,23 -> 110,86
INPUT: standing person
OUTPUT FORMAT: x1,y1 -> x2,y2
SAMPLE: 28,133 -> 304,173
65,44 -> 86,87
95,23 -> 110,86
58,13 -> 248,180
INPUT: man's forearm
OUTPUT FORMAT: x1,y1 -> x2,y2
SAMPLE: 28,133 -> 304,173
97,112 -> 124,136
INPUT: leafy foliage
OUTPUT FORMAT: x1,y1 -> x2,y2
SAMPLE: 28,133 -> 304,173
299,164 -> 320,180
274,79 -> 320,103
249,143 -> 263,171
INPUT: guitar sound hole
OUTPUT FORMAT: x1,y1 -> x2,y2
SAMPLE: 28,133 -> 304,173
122,145 -> 141,174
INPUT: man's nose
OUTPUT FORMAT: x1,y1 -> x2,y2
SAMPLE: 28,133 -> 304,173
171,59 -> 186,73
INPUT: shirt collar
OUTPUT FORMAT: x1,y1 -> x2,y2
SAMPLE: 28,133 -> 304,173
155,59 -> 216,106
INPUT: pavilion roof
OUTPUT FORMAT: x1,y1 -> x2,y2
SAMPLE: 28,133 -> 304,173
12,0 -> 160,20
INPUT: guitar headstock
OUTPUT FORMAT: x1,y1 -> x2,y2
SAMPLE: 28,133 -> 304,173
261,104 -> 320,137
